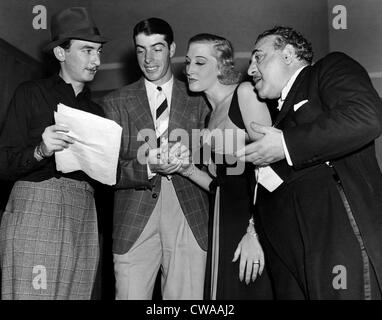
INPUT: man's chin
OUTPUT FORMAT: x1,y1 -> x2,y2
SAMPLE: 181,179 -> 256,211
143,72 -> 161,82
83,73 -> 96,82
81,78 -> 94,84
256,88 -> 267,99
256,87 -> 275,100
255,83 -> 263,93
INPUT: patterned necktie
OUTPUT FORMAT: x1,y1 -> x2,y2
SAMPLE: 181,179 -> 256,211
155,86 -> 169,147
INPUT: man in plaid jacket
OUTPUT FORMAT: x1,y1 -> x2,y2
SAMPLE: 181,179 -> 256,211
102,17 -> 210,300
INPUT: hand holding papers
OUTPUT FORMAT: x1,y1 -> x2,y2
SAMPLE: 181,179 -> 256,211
54,103 -> 122,185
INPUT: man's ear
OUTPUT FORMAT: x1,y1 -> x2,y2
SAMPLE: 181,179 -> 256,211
281,44 -> 296,65
169,42 -> 176,58
53,46 -> 66,62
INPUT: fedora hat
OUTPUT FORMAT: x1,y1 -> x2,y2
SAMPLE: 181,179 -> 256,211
44,7 -> 108,52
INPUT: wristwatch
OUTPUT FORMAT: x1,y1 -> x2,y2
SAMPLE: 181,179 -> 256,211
34,143 -> 47,161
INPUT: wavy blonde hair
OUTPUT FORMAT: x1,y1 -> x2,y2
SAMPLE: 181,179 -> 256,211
188,33 -> 241,85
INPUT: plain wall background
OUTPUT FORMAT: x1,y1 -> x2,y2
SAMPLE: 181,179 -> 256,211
328,0 -> 382,95
327,0 -> 382,169
2,1 -> 381,93
0,0 -> 329,91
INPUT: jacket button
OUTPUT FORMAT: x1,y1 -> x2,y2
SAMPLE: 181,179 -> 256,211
145,136 -> 150,142
145,149 -> 149,157
152,193 -> 158,199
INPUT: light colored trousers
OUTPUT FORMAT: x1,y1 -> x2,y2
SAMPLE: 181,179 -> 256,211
113,177 -> 206,300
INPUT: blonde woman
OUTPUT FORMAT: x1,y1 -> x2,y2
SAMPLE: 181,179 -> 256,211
173,34 -> 274,299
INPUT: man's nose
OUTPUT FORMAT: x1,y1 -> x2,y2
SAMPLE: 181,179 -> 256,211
247,61 -> 258,76
92,53 -> 101,66
144,51 -> 153,63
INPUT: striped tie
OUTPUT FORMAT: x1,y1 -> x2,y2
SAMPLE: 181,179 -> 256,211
155,86 -> 169,147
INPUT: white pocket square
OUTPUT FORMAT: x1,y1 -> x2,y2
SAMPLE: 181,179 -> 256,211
293,100 -> 308,111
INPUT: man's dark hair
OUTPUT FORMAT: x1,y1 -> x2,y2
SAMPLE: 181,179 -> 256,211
133,17 -> 174,47
256,26 -> 313,63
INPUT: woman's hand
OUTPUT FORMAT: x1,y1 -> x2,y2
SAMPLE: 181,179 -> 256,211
167,142 -> 193,175
232,232 -> 265,284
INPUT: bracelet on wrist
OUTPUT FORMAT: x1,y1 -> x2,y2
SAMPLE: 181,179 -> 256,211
247,217 -> 258,238
34,143 -> 47,161
246,227 -> 258,239
182,163 -> 195,177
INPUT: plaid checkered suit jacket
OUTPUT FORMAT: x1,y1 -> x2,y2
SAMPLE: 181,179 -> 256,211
101,78 -> 210,254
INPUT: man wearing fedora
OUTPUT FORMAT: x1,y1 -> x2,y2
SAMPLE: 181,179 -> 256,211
0,7 -> 107,299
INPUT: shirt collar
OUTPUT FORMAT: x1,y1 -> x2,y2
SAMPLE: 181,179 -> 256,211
277,65 -> 307,110
50,74 -> 91,99
144,76 -> 174,98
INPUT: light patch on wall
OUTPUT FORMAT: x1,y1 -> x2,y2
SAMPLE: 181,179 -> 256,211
369,72 -> 382,79
98,52 -> 382,84
99,52 -> 252,71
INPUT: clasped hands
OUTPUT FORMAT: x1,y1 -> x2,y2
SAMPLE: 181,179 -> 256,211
147,139 -> 192,176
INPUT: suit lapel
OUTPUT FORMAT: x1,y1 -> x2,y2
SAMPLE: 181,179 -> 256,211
129,78 -> 189,145
129,78 -> 156,147
168,79 -> 189,135
274,66 -> 310,127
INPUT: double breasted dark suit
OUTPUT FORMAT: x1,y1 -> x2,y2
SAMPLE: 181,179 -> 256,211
256,52 -> 382,299
102,78 -> 210,255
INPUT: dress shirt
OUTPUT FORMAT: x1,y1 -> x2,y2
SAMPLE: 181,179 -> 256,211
144,77 -> 173,121
0,74 -> 104,185
279,65 -> 308,165
144,77 -> 174,179
277,65 -> 307,111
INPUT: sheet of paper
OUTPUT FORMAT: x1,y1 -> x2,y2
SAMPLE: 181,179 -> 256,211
54,103 -> 122,185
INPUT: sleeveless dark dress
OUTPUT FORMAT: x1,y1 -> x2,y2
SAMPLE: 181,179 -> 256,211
204,87 -> 274,299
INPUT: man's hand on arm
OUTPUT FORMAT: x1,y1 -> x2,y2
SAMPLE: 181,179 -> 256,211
236,122 -> 286,166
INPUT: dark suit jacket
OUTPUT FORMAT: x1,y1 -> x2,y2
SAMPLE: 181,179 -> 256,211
102,78 -> 210,254
259,52 -> 382,285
